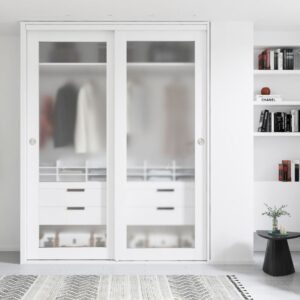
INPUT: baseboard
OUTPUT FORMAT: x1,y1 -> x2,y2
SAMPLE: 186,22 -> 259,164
0,245 -> 19,252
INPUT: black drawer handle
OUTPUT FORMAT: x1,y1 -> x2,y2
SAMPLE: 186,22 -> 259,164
66,188 -> 85,192
156,189 -> 175,192
156,207 -> 175,210
67,207 -> 85,210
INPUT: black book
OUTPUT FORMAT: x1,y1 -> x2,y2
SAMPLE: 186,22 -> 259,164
274,52 -> 278,70
286,114 -> 292,132
295,164 -> 300,182
290,49 -> 294,70
267,112 -> 272,132
274,112 -> 281,132
282,112 -> 287,132
298,110 -> 300,132
262,110 -> 269,132
282,49 -> 287,70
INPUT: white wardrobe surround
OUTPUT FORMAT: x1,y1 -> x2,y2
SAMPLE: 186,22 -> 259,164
20,21 -> 254,264
21,22 -> 209,263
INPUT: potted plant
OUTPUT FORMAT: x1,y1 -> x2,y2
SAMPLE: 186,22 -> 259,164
262,204 -> 291,234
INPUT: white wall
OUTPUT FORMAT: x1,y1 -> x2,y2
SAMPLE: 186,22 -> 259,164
0,35 -> 20,251
210,22 -> 254,263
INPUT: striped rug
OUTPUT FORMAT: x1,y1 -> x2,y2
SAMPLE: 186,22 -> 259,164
0,275 -> 252,300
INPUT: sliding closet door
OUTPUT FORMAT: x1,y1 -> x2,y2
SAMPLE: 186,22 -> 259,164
114,29 -> 208,260
26,30 -> 113,259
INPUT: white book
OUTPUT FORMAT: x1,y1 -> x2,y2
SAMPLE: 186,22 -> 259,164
270,50 -> 275,70
291,110 -> 296,132
291,162 -> 295,182
271,112 -> 274,132
278,51 -> 283,70
295,111 -> 299,132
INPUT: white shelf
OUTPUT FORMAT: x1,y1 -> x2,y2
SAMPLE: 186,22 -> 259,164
254,132 -> 300,137
254,70 -> 300,75
127,62 -> 194,70
39,63 -> 106,72
253,101 -> 300,106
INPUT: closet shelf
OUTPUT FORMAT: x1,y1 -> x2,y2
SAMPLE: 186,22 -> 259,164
253,101 -> 300,106
254,70 -> 300,75
254,132 -> 300,137
39,63 -> 106,73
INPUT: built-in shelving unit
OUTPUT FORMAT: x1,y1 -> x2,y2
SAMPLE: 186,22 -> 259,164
254,41 -> 300,250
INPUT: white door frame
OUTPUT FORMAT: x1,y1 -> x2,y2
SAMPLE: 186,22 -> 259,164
20,22 -> 210,263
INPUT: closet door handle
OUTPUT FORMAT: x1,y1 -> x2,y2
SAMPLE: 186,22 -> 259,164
66,207 -> 85,210
156,189 -> 175,192
29,138 -> 36,146
156,207 -> 175,210
197,138 -> 205,146
66,188 -> 85,192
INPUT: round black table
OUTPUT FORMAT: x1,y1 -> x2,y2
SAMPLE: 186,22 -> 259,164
257,230 -> 300,276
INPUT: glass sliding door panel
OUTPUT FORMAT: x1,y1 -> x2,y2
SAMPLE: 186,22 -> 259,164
126,41 -> 195,249
127,42 -> 195,181
39,42 -> 107,248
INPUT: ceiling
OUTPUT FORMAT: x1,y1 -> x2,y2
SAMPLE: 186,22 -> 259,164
1,0 -> 300,35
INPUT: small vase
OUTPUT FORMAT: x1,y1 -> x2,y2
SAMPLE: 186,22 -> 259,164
272,217 -> 279,233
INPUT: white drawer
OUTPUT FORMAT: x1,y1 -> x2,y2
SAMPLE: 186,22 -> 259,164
39,206 -> 106,225
126,187 -> 194,207
126,207 -> 194,225
39,188 -> 105,206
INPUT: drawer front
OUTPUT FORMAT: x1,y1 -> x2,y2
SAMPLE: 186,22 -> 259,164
39,206 -> 106,225
126,207 -> 194,225
126,188 -> 194,207
39,188 -> 105,206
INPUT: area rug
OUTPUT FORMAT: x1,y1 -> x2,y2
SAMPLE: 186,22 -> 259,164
0,275 -> 252,300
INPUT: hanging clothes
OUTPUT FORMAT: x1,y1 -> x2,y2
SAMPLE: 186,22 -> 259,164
40,95 -> 54,148
53,83 -> 78,147
74,82 -> 106,153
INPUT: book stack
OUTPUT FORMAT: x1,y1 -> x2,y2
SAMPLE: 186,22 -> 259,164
279,160 -> 300,182
258,109 -> 300,132
258,48 -> 294,70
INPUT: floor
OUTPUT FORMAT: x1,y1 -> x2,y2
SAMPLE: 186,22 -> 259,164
0,252 -> 299,300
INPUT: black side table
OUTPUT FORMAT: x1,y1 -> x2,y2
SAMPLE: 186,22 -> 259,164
257,230 -> 300,276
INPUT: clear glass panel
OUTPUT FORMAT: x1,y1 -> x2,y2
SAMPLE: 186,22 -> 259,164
126,41 -> 195,249
39,42 -> 107,248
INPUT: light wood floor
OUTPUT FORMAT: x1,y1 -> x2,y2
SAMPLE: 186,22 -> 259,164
0,252 -> 299,300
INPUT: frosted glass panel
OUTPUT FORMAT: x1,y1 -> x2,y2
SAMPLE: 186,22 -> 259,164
128,42 -> 194,62
127,226 -> 194,248
40,42 -> 106,63
38,42 -> 107,249
127,42 -> 195,181
39,44 -> 106,182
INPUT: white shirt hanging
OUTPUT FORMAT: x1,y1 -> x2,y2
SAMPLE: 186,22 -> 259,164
74,82 -> 106,154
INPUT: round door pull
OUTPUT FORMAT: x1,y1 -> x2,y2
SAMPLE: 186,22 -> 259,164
29,138 -> 36,145
197,138 -> 205,145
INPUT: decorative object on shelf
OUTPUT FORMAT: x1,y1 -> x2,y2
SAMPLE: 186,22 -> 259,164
255,95 -> 282,103
261,87 -> 271,95
280,225 -> 288,235
262,203 -> 291,234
